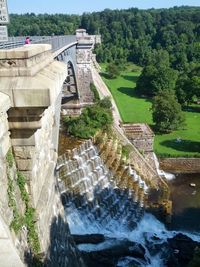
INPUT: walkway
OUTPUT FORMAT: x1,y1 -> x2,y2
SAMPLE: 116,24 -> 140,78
91,66 -> 122,127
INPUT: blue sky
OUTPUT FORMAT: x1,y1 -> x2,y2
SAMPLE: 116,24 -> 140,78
8,0 -> 200,14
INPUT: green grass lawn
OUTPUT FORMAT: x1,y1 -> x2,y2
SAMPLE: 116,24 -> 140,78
101,64 -> 200,157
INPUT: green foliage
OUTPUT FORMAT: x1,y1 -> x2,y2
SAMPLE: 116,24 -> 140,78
8,13 -> 80,36
176,66 -> 200,105
64,98 -> 113,139
8,7 -> 200,71
136,64 -> 178,97
102,63 -> 200,157
17,171 -> 29,205
6,149 -> 14,168
121,145 -> 132,158
152,90 -> 185,133
90,83 -> 100,102
7,172 -> 24,233
25,207 -> 40,254
6,164 -> 40,254
8,8 -> 200,107
16,171 -> 40,254
106,63 -> 120,79
98,96 -> 112,109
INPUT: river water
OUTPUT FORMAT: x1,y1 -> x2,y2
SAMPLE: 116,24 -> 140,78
168,173 -> 200,233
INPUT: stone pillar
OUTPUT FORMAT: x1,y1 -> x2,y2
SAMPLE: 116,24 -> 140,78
0,44 -> 68,252
76,31 -> 95,104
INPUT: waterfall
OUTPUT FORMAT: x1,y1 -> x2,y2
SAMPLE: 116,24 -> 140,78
153,153 -> 175,180
57,139 -> 147,231
57,140 -> 200,267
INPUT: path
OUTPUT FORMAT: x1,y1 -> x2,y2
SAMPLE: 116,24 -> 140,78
91,66 -> 122,127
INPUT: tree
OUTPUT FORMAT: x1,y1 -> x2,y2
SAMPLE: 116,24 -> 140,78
106,63 -> 120,79
152,90 -> 185,133
176,67 -> 200,105
136,64 -> 178,97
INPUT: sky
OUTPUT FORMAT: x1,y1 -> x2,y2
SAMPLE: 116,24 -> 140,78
8,0 -> 200,14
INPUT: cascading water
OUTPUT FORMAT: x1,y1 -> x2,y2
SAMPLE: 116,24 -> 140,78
58,140 -> 146,229
153,153 -> 175,181
57,140 -> 200,267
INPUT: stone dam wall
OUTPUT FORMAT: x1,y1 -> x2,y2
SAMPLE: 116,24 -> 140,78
159,158 -> 200,173
0,44 -> 85,266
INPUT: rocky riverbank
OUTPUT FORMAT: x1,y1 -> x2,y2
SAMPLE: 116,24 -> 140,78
73,232 -> 200,267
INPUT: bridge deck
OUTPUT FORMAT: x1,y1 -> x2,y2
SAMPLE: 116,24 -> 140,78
0,35 -> 77,52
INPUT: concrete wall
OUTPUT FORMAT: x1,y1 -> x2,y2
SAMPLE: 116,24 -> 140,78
159,158 -> 200,173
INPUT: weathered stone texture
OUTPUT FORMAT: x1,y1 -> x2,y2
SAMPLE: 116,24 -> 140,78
13,146 -> 35,159
159,158 -> 200,173
76,37 -> 94,104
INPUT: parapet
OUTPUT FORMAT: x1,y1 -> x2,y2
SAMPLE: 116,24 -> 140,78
0,44 -> 67,108
0,44 -> 52,77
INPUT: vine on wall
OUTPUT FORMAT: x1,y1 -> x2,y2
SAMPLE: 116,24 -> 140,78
6,149 -> 40,254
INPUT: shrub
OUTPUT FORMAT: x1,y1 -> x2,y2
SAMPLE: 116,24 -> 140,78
90,83 -> 100,102
64,98 -> 113,139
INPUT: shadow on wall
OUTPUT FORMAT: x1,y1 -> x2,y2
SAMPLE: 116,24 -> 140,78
24,214 -> 84,267
160,139 -> 200,153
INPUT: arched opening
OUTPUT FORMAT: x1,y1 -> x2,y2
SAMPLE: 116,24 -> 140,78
62,61 -> 78,104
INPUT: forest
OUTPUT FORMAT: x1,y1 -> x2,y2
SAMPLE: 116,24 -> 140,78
8,7 -> 200,70
8,7 -> 200,133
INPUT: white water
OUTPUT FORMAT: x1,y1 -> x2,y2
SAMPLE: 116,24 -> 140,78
66,207 -> 200,267
153,153 -> 175,180
60,141 -> 200,266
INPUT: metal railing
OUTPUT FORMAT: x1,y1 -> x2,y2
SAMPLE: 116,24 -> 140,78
0,35 -> 77,52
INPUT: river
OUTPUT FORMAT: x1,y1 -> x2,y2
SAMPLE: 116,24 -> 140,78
168,173 -> 200,233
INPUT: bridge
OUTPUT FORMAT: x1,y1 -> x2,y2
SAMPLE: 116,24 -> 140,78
0,30 -> 101,113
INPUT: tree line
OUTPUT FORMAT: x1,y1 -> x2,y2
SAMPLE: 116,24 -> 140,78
8,7 -> 200,132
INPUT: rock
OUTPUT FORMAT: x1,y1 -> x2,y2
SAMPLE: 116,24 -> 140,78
166,233 -> 200,267
80,239 -> 148,267
72,234 -> 105,244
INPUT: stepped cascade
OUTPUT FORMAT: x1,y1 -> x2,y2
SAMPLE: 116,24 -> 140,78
57,140 -> 149,231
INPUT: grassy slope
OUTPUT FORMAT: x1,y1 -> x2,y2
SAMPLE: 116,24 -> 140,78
101,64 -> 200,157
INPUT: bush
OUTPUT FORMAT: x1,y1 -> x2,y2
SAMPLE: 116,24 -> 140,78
106,63 -> 120,79
98,96 -> 112,109
121,145 -> 132,158
90,83 -> 100,102
64,98 -> 113,139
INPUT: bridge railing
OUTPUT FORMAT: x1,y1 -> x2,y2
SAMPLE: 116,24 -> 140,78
0,35 -> 77,52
